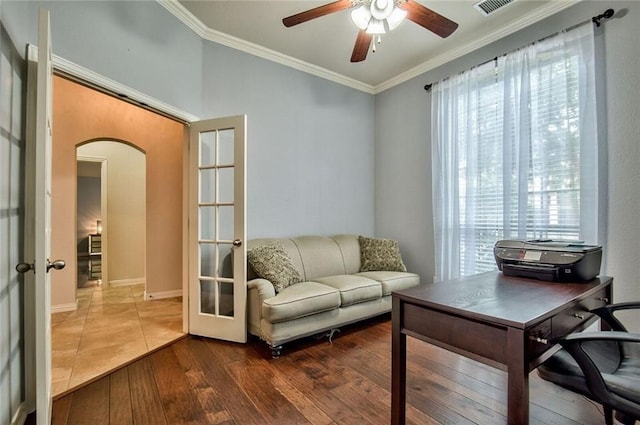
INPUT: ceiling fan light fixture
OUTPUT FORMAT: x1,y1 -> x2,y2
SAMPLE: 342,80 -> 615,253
365,18 -> 387,34
282,0 -> 459,63
351,5 -> 372,30
353,0 -> 406,34
386,7 -> 407,30
370,0 -> 394,20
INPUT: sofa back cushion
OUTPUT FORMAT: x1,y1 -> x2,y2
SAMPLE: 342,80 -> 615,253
247,235 -> 361,281
329,234 -> 361,275
293,236 -> 347,280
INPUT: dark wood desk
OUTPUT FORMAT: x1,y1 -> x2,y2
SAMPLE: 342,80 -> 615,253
391,271 -> 612,425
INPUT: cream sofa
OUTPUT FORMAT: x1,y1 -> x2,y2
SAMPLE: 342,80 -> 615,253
246,234 -> 420,357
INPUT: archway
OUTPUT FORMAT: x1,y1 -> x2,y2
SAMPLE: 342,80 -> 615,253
76,140 -> 146,289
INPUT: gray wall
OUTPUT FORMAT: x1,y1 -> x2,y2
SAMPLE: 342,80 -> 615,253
375,2 -> 640,316
1,0 -> 203,116
200,42 -> 375,238
1,0 -> 376,241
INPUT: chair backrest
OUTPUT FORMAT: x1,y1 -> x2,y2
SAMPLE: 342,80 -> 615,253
538,303 -> 640,425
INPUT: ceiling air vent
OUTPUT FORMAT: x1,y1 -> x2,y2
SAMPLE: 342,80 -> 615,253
473,0 -> 517,16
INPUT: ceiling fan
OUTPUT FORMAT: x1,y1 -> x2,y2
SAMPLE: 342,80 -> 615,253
283,0 -> 459,63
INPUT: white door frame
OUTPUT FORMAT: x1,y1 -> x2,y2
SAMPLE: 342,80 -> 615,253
23,35 -> 203,414
52,52 -> 198,337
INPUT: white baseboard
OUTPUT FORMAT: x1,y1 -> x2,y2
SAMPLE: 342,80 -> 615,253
11,403 -> 28,425
144,289 -> 182,300
51,301 -> 78,314
109,278 -> 146,287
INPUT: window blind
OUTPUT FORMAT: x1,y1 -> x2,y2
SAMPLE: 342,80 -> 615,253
431,22 -> 598,280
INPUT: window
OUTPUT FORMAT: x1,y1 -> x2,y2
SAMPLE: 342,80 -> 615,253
431,23 -> 600,281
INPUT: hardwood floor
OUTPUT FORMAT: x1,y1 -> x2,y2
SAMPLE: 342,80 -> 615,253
51,315 -> 609,425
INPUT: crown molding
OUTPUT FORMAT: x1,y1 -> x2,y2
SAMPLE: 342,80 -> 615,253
374,0 -> 581,93
159,0 -> 580,95
157,0 -> 209,37
158,0 -> 376,94
199,26 -> 376,94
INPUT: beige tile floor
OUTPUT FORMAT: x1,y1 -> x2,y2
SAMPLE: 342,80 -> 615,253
51,283 -> 184,396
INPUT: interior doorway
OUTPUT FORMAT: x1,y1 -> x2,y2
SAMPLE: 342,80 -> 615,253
76,159 -> 104,288
76,142 -> 146,290
51,76 -> 185,397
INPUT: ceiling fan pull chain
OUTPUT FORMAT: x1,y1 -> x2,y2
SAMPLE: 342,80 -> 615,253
372,34 -> 382,53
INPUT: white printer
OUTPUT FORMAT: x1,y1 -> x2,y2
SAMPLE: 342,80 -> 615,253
494,239 -> 602,282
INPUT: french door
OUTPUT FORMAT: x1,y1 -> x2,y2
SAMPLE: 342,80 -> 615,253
188,116 -> 247,342
22,9 -> 61,425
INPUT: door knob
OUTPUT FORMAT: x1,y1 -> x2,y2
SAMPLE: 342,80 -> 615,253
233,239 -> 242,247
16,262 -> 34,273
46,259 -> 66,272
16,259 -> 66,273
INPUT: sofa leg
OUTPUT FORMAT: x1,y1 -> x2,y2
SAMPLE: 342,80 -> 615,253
316,328 -> 341,344
270,344 -> 283,358
328,328 -> 340,344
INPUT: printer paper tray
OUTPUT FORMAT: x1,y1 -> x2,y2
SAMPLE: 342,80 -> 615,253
502,263 -> 560,281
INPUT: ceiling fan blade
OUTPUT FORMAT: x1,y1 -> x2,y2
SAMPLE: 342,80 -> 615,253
401,0 -> 458,38
283,0 -> 353,27
351,30 -> 373,63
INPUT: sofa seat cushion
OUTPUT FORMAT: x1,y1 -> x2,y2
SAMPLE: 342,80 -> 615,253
262,281 -> 340,324
356,271 -> 420,296
313,275 -> 382,307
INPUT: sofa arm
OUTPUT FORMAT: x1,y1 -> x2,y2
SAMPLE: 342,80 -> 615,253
247,278 -> 276,337
248,278 -> 276,300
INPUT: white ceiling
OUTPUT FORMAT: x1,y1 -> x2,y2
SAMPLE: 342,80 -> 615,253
165,0 -> 580,93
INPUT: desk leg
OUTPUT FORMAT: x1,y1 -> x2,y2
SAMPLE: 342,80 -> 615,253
391,296 -> 406,425
506,327 -> 528,425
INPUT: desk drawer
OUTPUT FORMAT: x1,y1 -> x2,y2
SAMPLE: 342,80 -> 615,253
552,287 -> 608,339
403,303 -> 508,364
552,305 -> 595,339
527,319 -> 552,361
526,287 -> 609,360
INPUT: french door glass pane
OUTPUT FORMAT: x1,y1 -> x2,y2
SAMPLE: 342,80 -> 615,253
219,281 -> 234,317
217,167 -> 234,203
200,131 -> 216,166
199,206 -> 216,241
218,206 -> 234,241
218,129 -> 234,165
200,243 -> 215,277
199,168 -> 216,203
200,280 -> 216,315
218,243 -> 234,279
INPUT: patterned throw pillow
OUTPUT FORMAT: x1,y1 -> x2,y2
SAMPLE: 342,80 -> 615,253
358,236 -> 407,272
247,241 -> 303,293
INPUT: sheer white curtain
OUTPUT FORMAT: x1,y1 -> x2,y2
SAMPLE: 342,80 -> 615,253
431,23 -> 599,282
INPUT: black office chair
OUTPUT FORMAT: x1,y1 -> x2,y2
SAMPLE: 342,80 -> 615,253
538,302 -> 640,425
